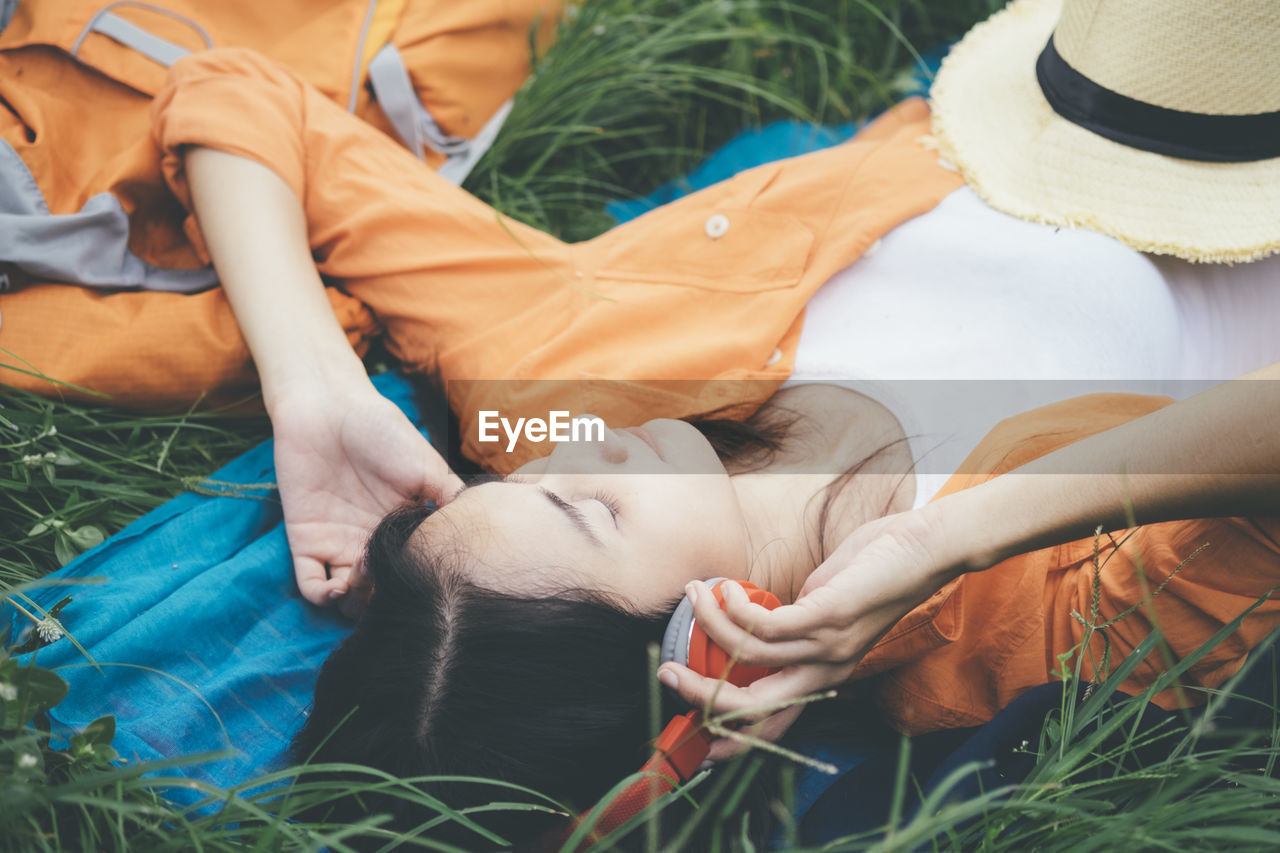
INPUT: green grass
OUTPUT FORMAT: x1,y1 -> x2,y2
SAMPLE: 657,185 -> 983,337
466,0 -> 1004,241
5,0 -> 1280,849
0,387 -> 270,585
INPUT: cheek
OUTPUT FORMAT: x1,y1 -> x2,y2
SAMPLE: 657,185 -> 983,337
643,418 -> 725,475
673,486 -> 748,569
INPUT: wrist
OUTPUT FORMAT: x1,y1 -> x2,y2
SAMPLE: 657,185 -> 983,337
926,471 -> 1120,578
923,476 -> 1046,579
259,344 -> 373,415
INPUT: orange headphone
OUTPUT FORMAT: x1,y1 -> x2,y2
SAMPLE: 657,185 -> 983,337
539,578 -> 781,849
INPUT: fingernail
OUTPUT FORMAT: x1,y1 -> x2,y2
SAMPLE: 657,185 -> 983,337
698,759 -> 715,771
685,582 -> 698,605
328,589 -> 344,600
658,668 -> 679,690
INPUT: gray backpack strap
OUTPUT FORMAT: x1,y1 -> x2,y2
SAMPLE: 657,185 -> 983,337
435,98 -> 511,186
72,2 -> 212,67
0,141 -> 218,293
1,0 -> 18,35
2,4 -> 219,293
366,42 -> 427,160
367,43 -> 507,185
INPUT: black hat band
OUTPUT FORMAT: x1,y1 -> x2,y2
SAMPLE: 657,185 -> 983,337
1035,37 -> 1280,163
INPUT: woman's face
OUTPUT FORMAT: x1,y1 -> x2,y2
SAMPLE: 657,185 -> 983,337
415,418 -> 750,611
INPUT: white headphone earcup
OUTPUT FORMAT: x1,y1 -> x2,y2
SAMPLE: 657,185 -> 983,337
659,577 -> 727,669
660,598 -> 694,667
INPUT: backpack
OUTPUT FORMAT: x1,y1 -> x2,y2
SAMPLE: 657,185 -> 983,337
0,0 -> 559,295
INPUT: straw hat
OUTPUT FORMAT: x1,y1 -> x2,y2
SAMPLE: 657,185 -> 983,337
929,0 -> 1280,263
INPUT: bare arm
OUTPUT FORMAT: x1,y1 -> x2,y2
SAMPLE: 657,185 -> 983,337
937,363 -> 1280,571
185,147 -> 370,405
186,147 -> 461,608
663,366 -> 1280,755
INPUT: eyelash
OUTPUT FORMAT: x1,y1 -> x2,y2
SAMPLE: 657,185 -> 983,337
588,490 -> 621,523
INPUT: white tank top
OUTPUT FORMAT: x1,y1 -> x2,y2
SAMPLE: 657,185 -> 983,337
790,186 -> 1280,505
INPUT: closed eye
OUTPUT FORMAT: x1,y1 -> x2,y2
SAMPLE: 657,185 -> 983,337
539,488 -> 605,548
588,490 -> 621,528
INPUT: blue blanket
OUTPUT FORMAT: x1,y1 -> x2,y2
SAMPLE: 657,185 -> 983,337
13,372 -> 421,795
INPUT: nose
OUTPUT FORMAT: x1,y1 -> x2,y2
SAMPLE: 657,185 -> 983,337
597,426 -> 629,464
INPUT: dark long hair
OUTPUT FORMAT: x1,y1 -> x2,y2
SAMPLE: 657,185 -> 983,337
293,406 -> 863,849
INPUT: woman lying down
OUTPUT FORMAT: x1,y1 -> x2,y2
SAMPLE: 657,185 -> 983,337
294,379 -> 1280,848
124,4 -> 1277,844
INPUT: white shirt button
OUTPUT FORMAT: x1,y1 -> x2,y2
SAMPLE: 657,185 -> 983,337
704,213 -> 730,239
863,238 -> 882,258
765,347 -> 783,366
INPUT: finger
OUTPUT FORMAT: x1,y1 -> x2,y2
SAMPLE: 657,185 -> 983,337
294,555 -> 346,606
707,580 -> 836,644
337,557 -> 375,619
421,450 -> 465,506
659,661 -> 754,716
718,579 -> 855,646
720,579 -> 829,645
688,582 -> 823,668
659,662 -> 826,720
328,563 -> 356,592
720,580 -> 778,629
433,470 -> 466,506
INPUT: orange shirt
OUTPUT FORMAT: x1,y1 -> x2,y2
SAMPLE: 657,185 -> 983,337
1,48 -> 963,471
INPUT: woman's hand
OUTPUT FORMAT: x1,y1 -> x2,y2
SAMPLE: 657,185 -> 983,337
658,507 -> 963,760
184,147 -> 463,610
270,383 -> 462,611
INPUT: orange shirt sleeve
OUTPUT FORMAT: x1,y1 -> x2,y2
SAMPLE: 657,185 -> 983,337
150,47 -> 574,377
152,49 -> 309,260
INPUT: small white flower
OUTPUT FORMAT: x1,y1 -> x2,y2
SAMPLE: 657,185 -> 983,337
0,683 -> 17,701
591,23 -> 605,35
36,618 -> 64,643
18,753 -> 37,769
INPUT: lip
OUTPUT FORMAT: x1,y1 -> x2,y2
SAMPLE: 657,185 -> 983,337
621,425 -> 664,462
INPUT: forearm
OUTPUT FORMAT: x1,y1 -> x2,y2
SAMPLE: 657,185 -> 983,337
930,365 -> 1280,576
185,146 -> 369,409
